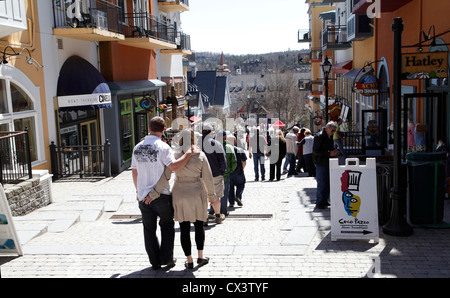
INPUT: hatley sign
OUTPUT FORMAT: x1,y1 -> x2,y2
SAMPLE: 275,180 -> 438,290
402,51 -> 448,79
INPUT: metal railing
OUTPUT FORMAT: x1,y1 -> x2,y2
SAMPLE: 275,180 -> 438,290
298,29 -> 311,42
341,131 -> 364,156
52,0 -> 123,34
123,12 -> 176,43
50,140 -> 111,181
0,131 -> 32,185
178,32 -> 191,50
158,0 -> 190,5
322,25 -> 350,49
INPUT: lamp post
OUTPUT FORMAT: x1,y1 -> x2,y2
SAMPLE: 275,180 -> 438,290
321,56 -> 332,123
185,92 -> 197,123
382,17 -> 413,236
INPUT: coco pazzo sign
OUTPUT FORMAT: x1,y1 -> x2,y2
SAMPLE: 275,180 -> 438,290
329,158 -> 379,242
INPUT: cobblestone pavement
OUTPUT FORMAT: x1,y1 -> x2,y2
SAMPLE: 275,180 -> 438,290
1,156 -> 450,280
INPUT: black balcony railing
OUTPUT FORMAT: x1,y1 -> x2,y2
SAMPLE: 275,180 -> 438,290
123,12 -> 176,43
298,29 -> 311,42
53,0 -> 123,34
158,0 -> 190,5
50,140 -> 111,181
322,25 -> 351,50
178,32 -> 191,50
0,131 -> 32,185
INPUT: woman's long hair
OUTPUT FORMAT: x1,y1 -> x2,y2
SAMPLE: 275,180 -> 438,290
178,129 -> 198,153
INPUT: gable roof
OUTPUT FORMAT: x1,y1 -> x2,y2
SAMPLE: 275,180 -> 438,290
187,70 -> 229,107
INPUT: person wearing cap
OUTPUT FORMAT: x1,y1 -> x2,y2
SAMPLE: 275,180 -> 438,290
201,124 -> 226,223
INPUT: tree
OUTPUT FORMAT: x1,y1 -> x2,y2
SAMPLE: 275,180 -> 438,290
266,71 -> 306,124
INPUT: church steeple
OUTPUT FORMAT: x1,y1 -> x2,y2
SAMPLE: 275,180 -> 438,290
217,52 -> 230,77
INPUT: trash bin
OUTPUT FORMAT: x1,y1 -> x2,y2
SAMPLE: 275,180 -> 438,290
406,152 -> 447,225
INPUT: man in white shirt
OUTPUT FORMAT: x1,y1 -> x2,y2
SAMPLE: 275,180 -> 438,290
131,116 -> 197,270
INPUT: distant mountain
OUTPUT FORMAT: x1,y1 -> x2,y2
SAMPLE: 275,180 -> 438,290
192,50 -> 310,75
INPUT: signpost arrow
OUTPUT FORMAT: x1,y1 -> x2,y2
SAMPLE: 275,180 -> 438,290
341,230 -> 373,235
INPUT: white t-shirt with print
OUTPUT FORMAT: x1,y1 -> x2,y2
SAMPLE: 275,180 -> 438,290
131,135 -> 175,201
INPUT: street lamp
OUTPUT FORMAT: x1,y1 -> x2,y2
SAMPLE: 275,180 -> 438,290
185,92 -> 197,123
321,56 -> 332,123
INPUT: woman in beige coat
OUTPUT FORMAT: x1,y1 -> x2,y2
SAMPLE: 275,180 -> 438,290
172,129 -> 216,269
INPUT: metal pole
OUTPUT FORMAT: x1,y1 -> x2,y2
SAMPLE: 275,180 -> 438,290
382,17 -> 413,236
325,75 -> 329,123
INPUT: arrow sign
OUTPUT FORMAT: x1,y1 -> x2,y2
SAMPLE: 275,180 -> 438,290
341,230 -> 373,235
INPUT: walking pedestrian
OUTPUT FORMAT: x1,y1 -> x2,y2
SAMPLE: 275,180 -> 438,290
313,121 -> 340,209
297,129 -> 315,177
285,126 -> 299,177
201,124 -> 226,224
228,134 -> 247,207
131,116 -> 198,270
218,130 -> 237,215
296,128 -> 306,173
269,130 -> 286,181
249,128 -> 268,181
173,129 -> 216,269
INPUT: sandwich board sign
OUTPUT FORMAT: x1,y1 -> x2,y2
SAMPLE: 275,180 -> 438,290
0,185 -> 23,256
330,158 -> 379,243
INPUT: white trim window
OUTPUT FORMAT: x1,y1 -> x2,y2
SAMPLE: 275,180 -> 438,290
0,78 -> 39,162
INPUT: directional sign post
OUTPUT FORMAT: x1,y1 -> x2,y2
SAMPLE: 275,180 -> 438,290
330,158 -> 379,243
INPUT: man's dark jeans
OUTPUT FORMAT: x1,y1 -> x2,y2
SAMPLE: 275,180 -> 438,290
139,194 -> 175,267
229,170 -> 246,205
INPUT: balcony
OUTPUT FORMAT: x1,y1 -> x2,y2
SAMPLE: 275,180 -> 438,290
0,0 -> 27,38
310,48 -> 323,62
158,0 -> 190,12
298,79 -> 311,91
52,0 -> 125,41
161,32 -> 192,55
119,13 -> 177,50
298,29 -> 311,43
322,25 -> 351,51
347,14 -> 373,41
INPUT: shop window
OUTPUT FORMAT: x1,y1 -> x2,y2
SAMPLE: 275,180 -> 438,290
0,79 -> 38,162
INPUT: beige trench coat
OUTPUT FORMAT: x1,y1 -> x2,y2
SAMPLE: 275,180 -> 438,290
171,151 -> 216,222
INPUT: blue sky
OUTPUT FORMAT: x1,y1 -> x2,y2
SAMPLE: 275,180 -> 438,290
181,0 -> 310,55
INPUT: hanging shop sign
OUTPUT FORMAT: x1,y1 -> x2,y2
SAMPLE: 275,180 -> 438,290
402,51 -> 448,79
329,158 -> 379,243
0,185 -> 23,256
139,95 -> 157,112
354,73 -> 379,96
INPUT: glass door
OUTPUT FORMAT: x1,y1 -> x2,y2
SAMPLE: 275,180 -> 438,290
80,119 -> 100,175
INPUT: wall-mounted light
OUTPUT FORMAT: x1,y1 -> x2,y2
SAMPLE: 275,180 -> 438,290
1,46 -> 43,69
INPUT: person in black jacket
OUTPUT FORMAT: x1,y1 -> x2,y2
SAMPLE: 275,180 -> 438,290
269,130 -> 286,181
201,124 -> 226,223
313,121 -> 340,209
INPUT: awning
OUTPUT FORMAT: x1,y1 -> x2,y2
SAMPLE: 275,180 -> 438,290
108,80 -> 166,95
57,55 -> 112,111
331,60 -> 353,74
272,120 -> 285,128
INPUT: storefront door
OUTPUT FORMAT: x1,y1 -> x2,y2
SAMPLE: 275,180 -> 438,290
80,119 -> 100,173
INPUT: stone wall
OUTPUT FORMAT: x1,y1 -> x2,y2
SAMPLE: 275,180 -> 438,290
3,171 -> 53,216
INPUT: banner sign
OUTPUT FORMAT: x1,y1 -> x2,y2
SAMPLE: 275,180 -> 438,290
402,51 -> 448,79
58,93 -> 112,109
330,158 -> 379,243
0,185 -> 23,256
